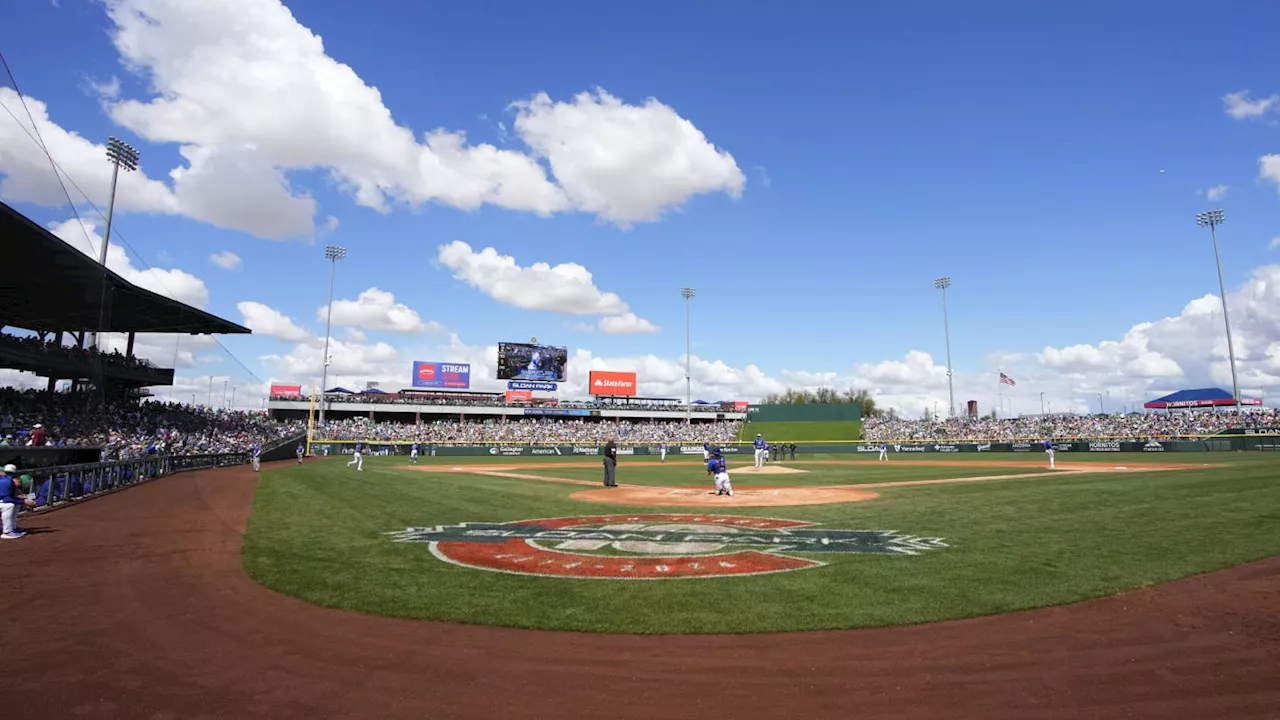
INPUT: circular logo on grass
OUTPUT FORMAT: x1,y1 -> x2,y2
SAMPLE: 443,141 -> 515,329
385,514 -> 947,580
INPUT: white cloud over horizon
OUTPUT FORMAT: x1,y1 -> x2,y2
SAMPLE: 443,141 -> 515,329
0,0 -> 745,240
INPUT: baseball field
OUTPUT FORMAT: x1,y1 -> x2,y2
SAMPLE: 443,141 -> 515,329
242,452 -> 1280,634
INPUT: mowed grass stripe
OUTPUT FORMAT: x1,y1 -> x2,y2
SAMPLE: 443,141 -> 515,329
241,454 -> 1280,634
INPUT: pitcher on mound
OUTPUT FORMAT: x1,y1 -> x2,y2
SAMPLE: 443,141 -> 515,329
753,433 -> 767,468
707,448 -> 733,496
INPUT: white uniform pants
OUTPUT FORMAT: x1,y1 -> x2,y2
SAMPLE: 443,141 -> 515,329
879,450 -> 887,461
252,456 -> 260,471
348,452 -> 363,470
1,502 -> 18,534
410,451 -> 418,463
660,449 -> 666,461
753,449 -> 764,467
703,451 -> 709,461
714,472 -> 732,495
1046,449 -> 1055,468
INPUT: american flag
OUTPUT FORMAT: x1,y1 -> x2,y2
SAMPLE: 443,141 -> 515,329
999,372 -> 1016,387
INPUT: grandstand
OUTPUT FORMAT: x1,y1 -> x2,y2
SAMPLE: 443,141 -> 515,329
0,201 -> 301,468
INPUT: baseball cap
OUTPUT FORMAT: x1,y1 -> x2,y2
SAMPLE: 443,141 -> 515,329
18,474 -> 32,491
33,423 -> 42,429
2,464 -> 15,473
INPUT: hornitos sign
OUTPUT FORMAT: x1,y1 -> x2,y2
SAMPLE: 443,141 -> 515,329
386,514 -> 947,580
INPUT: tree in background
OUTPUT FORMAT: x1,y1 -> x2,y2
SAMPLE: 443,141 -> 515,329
760,387 -> 880,417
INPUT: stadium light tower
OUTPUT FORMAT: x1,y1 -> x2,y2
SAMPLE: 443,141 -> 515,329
1196,210 -> 1242,412
90,137 -> 140,350
318,245 -> 346,425
680,287 -> 696,417
934,277 -> 956,418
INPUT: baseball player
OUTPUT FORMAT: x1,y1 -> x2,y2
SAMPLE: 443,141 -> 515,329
702,441 -> 711,461
347,442 -> 364,471
879,443 -> 888,461
753,433 -> 767,468
1044,438 -> 1055,469
296,443 -> 304,464
706,448 -> 733,496
659,442 -> 667,462
251,443 -> 262,472
410,442 -> 420,464
1,464 -> 35,539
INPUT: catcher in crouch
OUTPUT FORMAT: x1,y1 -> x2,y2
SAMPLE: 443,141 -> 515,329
706,448 -> 733,496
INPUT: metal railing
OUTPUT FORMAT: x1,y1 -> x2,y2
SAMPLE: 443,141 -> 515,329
16,452 -> 248,516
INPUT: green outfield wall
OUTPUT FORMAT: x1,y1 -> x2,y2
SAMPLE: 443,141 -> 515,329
745,403 -> 862,422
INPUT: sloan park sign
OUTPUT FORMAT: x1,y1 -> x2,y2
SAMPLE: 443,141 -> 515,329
386,514 -> 947,579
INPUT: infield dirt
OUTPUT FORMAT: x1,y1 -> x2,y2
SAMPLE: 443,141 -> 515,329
407,459 -> 1206,507
7,463 -> 1279,719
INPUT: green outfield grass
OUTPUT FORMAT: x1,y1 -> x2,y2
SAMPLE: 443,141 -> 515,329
738,420 -> 863,441
511,460 -> 1037,487
241,453 -> 1280,634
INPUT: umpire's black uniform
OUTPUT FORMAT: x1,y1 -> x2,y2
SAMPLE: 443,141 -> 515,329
602,440 -> 618,487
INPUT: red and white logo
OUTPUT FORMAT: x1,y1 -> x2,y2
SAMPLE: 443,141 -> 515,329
386,514 -> 946,579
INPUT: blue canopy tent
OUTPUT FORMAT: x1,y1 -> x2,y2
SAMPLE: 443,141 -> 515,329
362,388 -> 389,395
1143,387 -> 1261,409
324,386 -> 354,394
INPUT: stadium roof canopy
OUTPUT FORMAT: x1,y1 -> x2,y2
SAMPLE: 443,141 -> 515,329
1142,387 -> 1262,409
0,201 -> 249,335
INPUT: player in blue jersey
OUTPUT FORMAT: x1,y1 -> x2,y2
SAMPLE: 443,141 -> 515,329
347,442 -> 364,471
706,448 -> 733,496
702,441 -> 710,461
410,442 -> 419,464
296,443 -> 304,463
659,442 -> 668,462
1044,438 -> 1055,469
879,443 -> 888,461
251,443 -> 262,472
753,433 -> 767,468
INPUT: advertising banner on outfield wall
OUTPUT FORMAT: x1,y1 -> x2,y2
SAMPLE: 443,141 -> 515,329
269,384 -> 302,397
412,361 -> 471,389
589,370 -> 637,396
505,390 -> 533,403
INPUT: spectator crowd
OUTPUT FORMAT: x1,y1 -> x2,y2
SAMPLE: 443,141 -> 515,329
0,333 -> 160,372
1,388 -> 304,459
864,408 -> 1280,441
271,391 -> 733,413
311,417 -> 743,445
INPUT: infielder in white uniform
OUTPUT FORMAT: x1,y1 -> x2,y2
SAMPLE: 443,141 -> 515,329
410,443 -> 419,464
879,443 -> 888,461
659,443 -> 667,462
347,442 -> 364,471
707,450 -> 732,496
753,434 -> 767,468
1044,439 -> 1055,469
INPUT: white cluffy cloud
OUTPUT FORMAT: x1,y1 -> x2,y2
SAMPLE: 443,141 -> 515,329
210,250 -> 242,270
237,301 -> 311,343
322,288 -> 442,334
1223,90 -> 1280,120
49,218 -> 209,309
1205,184 -> 1229,201
0,0 -> 744,241
437,241 -> 659,334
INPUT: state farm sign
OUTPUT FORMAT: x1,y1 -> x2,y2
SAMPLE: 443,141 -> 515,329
589,370 -> 637,396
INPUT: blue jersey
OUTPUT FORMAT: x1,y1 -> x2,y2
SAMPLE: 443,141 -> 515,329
707,457 -> 727,474
754,438 -> 766,450
252,445 -> 261,458
660,444 -> 667,451
1044,439 -> 1053,450
355,443 -> 362,453
703,442 -> 709,451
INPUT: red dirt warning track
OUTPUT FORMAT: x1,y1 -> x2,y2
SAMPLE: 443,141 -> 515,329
6,465 -> 1279,719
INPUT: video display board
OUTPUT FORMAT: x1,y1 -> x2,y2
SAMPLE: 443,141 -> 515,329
496,342 -> 568,382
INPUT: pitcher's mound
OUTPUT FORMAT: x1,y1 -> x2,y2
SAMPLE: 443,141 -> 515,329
570,485 -> 877,507
733,465 -> 808,475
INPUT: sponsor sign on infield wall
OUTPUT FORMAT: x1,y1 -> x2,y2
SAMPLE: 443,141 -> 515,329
412,361 -> 471,389
589,370 -> 637,396
269,384 -> 302,397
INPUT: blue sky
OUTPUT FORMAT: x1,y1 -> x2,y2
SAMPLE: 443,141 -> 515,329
2,0 -> 1279,413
